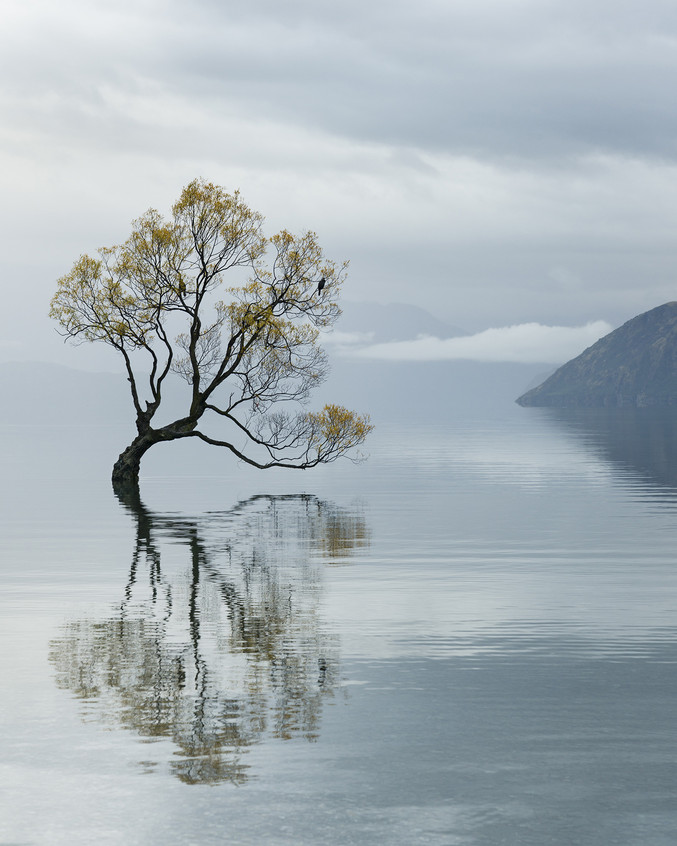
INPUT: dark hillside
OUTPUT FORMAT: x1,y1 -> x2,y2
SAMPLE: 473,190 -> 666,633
517,303 -> 677,407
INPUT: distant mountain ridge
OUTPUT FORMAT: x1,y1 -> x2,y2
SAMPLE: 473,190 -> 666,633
0,360 -> 131,423
517,302 -> 677,407
337,301 -> 464,343
0,304 -> 544,427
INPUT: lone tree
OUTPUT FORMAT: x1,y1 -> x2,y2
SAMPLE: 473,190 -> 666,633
50,179 -> 372,494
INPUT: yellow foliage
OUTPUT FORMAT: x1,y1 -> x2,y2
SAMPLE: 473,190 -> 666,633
307,404 -> 374,457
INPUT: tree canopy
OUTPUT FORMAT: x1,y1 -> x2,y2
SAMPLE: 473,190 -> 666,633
50,179 -> 372,492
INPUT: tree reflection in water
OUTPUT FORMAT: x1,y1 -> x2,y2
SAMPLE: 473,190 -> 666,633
50,488 -> 369,785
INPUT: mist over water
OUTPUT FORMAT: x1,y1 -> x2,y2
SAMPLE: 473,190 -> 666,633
2,376 -> 677,845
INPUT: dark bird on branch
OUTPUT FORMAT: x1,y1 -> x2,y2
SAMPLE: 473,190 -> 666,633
317,277 -> 326,295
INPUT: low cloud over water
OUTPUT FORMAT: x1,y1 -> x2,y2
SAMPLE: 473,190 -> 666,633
339,320 -> 612,364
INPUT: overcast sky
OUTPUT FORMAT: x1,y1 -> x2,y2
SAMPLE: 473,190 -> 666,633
2,0 -> 677,368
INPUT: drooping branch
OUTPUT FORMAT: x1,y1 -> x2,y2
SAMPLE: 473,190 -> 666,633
186,404 -> 371,469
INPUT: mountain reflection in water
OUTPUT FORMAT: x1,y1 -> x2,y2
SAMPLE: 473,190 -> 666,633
541,407 -> 677,491
49,491 -> 369,785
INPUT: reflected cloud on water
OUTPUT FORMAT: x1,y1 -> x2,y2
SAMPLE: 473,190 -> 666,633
49,490 -> 369,785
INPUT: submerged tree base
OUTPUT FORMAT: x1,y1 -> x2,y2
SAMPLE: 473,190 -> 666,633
111,433 -> 159,497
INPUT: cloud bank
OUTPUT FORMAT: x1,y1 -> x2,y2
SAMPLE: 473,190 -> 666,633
1,0 -> 676,365
345,321 -> 612,364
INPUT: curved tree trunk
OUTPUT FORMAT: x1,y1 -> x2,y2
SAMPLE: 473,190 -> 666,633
111,418 -> 198,498
111,432 -> 160,497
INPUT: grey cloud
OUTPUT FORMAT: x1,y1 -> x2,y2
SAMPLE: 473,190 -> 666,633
6,0 -> 677,164
136,0 -> 677,162
2,0 -> 677,369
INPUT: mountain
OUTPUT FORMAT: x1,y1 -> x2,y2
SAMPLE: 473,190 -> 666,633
516,302 -> 677,407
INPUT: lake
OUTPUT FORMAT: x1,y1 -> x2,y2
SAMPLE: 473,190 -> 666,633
1,403 -> 676,845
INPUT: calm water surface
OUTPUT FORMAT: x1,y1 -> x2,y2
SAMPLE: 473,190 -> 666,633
1,405 -> 677,845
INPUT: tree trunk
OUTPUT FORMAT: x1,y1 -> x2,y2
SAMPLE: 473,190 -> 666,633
111,432 -> 160,497
111,418 -> 198,498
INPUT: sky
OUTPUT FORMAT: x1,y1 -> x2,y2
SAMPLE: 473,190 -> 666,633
2,0 -> 677,369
